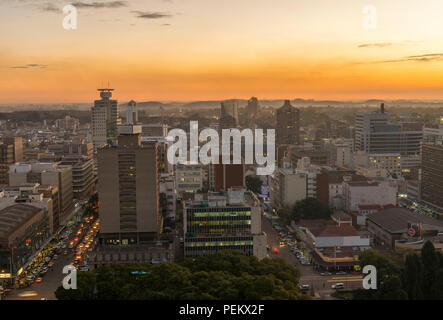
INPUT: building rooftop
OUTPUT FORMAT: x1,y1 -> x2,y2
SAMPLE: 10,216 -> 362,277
367,207 -> 443,234
0,204 -> 43,241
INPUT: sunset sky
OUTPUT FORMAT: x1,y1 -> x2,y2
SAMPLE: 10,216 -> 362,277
1,0 -> 443,103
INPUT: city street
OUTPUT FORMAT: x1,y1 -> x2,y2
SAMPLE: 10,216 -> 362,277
4,209 -> 98,300
262,215 -> 363,299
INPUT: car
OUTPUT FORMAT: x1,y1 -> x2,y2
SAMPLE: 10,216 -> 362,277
331,283 -> 345,289
18,291 -> 38,298
299,284 -> 310,293
336,271 -> 347,275
320,272 -> 332,276
35,277 -> 43,283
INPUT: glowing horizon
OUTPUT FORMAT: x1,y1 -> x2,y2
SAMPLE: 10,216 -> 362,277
1,0 -> 443,103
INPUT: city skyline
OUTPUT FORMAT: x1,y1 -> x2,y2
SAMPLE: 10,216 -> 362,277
2,0 -> 443,103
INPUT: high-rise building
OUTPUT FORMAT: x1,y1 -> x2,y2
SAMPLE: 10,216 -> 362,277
91,88 -> 120,153
276,100 -> 300,145
97,125 -> 161,245
219,100 -> 239,130
421,144 -> 443,210
3,136 -> 23,163
0,144 -> 14,185
60,155 -> 95,200
41,165 -> 74,223
126,100 -> 138,125
246,97 -> 260,126
183,188 -> 267,259
354,104 -> 423,168
423,120 -> 443,145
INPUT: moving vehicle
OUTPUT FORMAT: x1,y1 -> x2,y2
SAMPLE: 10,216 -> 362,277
331,283 -> 345,289
299,284 -> 310,293
18,291 -> 38,298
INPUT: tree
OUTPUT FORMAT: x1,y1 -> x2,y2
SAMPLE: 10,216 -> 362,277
245,176 -> 263,194
421,241 -> 439,299
55,250 -> 305,300
354,250 -> 406,300
403,253 -> 424,300
290,198 -> 332,222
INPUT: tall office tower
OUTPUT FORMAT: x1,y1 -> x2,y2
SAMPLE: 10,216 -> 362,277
355,103 -> 389,152
354,103 -> 423,169
246,97 -> 260,126
219,100 -> 239,131
3,136 -> 23,163
126,100 -> 138,125
91,88 -> 121,153
0,144 -> 14,185
421,144 -> 443,210
97,125 -> 161,245
276,100 -> 300,146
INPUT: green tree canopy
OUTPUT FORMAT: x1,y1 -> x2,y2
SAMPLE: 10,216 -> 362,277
55,250 -> 307,300
245,176 -> 263,194
289,198 -> 332,222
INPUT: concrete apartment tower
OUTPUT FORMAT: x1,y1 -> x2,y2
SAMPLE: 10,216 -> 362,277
91,88 -> 121,154
97,124 -> 161,245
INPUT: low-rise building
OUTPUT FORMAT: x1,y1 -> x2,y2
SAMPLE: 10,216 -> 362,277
367,207 -> 443,248
297,219 -> 370,271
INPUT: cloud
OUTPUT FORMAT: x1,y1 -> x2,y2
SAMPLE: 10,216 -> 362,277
71,1 -> 128,9
358,43 -> 393,48
39,3 -> 60,13
132,10 -> 173,19
381,53 -> 443,63
9,64 -> 48,69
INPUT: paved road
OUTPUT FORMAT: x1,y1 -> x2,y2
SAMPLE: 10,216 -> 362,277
5,216 -> 96,300
262,215 -> 362,299
5,249 -> 73,300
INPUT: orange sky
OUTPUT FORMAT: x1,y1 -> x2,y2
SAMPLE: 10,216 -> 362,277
1,0 -> 443,103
